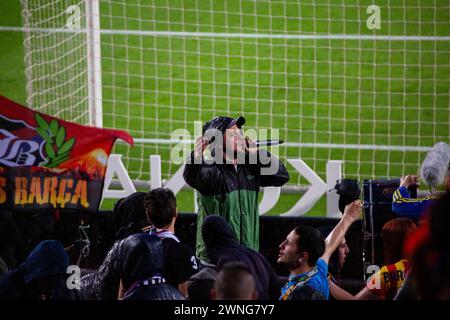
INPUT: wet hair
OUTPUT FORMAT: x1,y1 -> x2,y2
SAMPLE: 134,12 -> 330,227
144,188 -> 177,228
381,217 -> 417,265
294,226 -> 325,267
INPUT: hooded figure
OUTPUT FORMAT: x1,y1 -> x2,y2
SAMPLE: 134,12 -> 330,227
80,233 -> 184,300
201,215 -> 281,300
112,192 -> 150,241
120,233 -> 184,300
0,240 -> 77,300
80,192 -> 151,299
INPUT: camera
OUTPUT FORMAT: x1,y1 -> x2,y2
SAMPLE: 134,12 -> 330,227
334,179 -> 361,213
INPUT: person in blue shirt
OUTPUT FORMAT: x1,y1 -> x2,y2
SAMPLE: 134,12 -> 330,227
392,174 -> 439,219
277,200 -> 363,300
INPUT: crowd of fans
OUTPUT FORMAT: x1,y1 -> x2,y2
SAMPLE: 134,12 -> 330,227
0,183 -> 449,300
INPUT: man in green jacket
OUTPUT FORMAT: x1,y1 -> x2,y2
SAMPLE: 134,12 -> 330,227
183,116 -> 289,265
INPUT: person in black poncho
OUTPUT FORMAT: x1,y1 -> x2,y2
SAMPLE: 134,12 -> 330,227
119,233 -> 184,300
80,192 -> 151,299
201,215 -> 282,300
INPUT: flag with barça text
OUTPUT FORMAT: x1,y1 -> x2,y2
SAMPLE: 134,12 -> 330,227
0,95 -> 133,213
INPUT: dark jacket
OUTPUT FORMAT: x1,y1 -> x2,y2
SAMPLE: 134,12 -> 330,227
392,186 -> 437,219
80,234 -> 184,300
112,192 -> 150,241
0,210 -> 55,270
184,149 -> 289,262
80,240 -> 121,300
120,234 -> 184,300
201,215 -> 282,300
80,192 -> 150,299
0,240 -> 77,300
122,283 -> 185,300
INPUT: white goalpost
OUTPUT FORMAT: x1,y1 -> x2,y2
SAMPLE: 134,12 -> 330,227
20,0 -> 450,204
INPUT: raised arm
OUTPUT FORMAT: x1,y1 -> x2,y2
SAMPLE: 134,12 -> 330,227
321,200 -> 363,264
329,281 -> 376,300
183,136 -> 218,194
392,175 -> 436,219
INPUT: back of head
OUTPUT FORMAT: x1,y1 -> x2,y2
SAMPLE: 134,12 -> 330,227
214,262 -> 256,300
201,215 -> 240,264
294,226 -> 325,267
144,188 -> 177,228
113,192 -> 149,240
381,217 -> 417,265
23,240 -> 75,300
24,240 -> 69,285
187,267 -> 217,300
119,233 -> 164,290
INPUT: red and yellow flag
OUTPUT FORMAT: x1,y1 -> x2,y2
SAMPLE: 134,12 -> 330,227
0,95 -> 133,213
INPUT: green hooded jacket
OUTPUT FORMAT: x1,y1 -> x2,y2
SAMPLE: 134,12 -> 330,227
183,150 -> 289,263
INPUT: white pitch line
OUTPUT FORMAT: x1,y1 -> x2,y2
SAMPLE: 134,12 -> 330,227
1,26 -> 449,41
128,138 -> 433,152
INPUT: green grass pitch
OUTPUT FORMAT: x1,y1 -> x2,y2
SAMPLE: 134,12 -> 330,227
1,0 -> 448,216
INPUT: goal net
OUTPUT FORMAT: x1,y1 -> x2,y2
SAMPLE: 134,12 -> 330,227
21,0 -> 450,199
